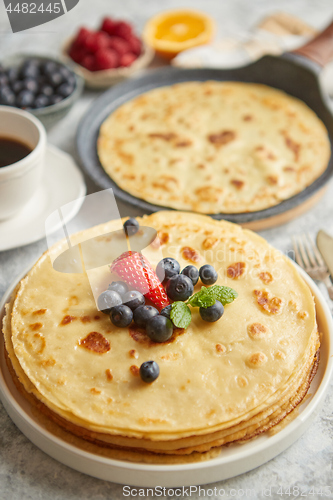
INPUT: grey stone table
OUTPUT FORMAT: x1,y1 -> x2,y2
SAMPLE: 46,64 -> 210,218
0,1 -> 333,498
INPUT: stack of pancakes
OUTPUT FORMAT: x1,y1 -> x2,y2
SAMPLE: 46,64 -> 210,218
3,212 -> 320,463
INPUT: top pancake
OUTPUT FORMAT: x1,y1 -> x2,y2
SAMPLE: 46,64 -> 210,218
98,81 -> 330,214
6,212 -> 317,440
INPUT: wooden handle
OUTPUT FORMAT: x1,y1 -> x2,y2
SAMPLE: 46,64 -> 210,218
292,20 -> 333,67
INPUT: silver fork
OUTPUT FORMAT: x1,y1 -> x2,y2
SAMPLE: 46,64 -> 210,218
293,233 -> 333,300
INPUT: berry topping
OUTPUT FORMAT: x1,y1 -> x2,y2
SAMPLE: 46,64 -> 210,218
146,315 -> 173,343
123,217 -> 139,237
156,257 -> 180,282
133,305 -> 159,327
123,290 -> 145,310
160,304 -> 173,321
97,290 -> 122,314
108,281 -> 128,297
110,251 -> 170,311
199,264 -> 218,285
140,360 -> 159,383
166,274 -> 194,301
199,300 -> 224,322
181,265 -> 199,286
110,304 -> 133,327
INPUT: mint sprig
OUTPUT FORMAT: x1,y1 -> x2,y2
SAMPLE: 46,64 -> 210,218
205,285 -> 238,305
170,301 -> 192,329
169,285 -> 237,330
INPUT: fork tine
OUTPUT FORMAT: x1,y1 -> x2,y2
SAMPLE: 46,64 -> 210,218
307,232 -> 326,267
303,234 -> 317,267
293,236 -> 306,268
297,235 -> 311,268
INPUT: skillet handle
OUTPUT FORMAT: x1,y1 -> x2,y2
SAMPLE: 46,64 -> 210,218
291,20 -> 333,67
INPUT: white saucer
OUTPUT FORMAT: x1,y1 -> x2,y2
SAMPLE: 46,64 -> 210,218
0,144 -> 86,251
0,265 -> 332,486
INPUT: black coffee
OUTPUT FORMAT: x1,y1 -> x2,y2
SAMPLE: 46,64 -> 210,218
0,137 -> 32,168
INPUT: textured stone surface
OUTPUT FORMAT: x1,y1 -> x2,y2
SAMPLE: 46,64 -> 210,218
1,0 -> 333,498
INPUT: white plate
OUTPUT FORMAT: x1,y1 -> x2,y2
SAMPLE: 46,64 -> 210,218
0,266 -> 332,487
0,144 -> 86,251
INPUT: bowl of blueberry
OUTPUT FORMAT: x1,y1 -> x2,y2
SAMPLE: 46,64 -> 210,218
0,55 -> 84,128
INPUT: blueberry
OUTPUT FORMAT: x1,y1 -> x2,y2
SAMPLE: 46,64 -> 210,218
97,290 -> 122,314
7,67 -> 20,82
58,65 -> 74,81
199,300 -> 224,322
33,94 -> 49,109
133,305 -> 159,328
146,315 -> 173,342
42,61 -> 58,76
16,90 -> 34,108
108,281 -> 128,297
165,274 -> 194,301
110,304 -> 133,328
123,290 -> 145,310
0,87 -> 15,105
39,84 -> 54,97
181,265 -> 199,286
49,94 -> 63,105
11,80 -> 24,94
22,78 -> 39,93
57,82 -> 74,98
156,257 -> 180,282
199,264 -> 218,285
0,74 -> 9,87
160,304 -> 172,321
47,71 -> 63,87
21,62 -> 40,79
123,218 -> 139,237
140,360 -> 159,383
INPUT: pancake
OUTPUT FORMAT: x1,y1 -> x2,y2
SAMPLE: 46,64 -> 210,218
97,81 -> 330,214
3,212 -> 320,461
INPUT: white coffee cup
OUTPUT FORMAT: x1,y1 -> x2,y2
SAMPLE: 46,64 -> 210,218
0,106 -> 47,220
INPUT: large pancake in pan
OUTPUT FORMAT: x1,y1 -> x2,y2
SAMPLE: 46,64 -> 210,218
3,212 -> 319,460
97,81 -> 330,214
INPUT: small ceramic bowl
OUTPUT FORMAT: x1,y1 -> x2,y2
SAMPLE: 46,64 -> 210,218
1,54 -> 84,129
62,38 -> 155,89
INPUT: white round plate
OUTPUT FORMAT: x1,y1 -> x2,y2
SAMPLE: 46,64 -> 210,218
0,265 -> 332,487
0,144 -> 86,251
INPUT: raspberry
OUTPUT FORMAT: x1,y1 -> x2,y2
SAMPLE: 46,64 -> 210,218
95,48 -> 119,70
127,35 -> 142,56
119,52 -> 137,67
100,17 -> 116,36
108,36 -> 131,57
112,21 -> 133,40
84,31 -> 109,53
69,45 -> 85,64
75,27 -> 91,48
81,54 -> 96,71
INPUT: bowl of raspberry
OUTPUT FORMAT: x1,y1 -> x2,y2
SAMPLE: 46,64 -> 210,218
63,17 -> 155,89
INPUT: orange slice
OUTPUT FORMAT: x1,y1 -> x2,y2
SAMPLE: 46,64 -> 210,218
143,9 -> 215,60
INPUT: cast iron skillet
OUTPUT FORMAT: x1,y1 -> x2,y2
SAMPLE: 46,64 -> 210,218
77,22 -> 333,227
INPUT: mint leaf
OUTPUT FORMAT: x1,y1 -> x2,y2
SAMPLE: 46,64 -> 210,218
187,287 -> 216,308
170,301 -> 192,329
206,285 -> 238,305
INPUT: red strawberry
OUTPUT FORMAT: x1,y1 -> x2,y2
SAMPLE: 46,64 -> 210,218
95,48 -> 119,70
119,52 -> 137,67
110,251 -> 170,311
